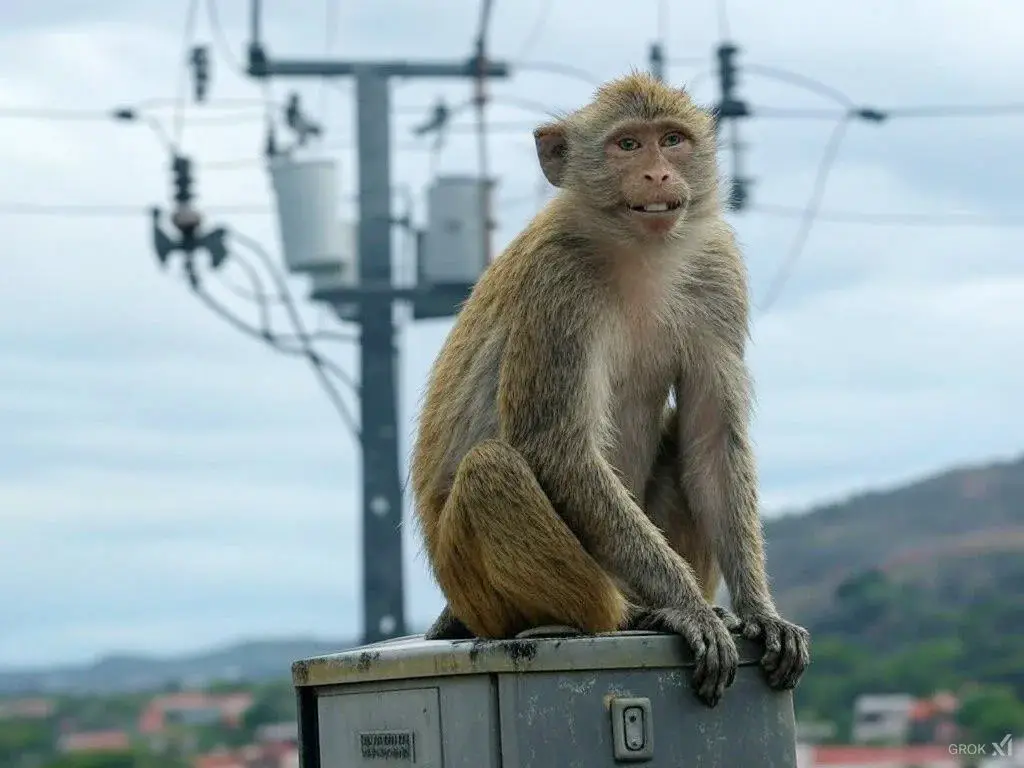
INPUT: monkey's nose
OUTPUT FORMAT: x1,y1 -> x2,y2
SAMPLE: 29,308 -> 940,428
644,172 -> 671,183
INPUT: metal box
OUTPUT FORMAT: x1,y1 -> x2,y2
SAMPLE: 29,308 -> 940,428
268,155 -> 354,277
421,176 -> 490,286
292,630 -> 798,767
307,220 -> 358,319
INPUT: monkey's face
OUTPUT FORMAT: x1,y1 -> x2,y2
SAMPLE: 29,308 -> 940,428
534,73 -> 718,243
600,121 -> 695,239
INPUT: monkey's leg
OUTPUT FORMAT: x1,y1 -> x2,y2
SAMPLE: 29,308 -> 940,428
433,439 -> 628,639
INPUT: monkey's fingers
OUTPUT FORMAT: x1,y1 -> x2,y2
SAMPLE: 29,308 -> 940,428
758,619 -> 783,674
694,631 -> 721,706
767,623 -> 811,690
712,605 -> 743,632
713,627 -> 740,701
690,620 -> 738,707
740,619 -> 763,640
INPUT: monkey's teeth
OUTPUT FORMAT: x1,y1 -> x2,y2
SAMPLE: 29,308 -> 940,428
643,203 -> 670,212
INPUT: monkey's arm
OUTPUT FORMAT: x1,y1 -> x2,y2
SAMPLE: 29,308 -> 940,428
676,235 -> 810,690
498,267 -> 737,704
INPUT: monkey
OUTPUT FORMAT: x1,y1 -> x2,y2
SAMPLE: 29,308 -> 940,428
410,71 -> 810,707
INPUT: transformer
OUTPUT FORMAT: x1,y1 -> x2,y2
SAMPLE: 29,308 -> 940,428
292,630 -> 798,767
421,176 -> 490,287
268,155 -> 353,278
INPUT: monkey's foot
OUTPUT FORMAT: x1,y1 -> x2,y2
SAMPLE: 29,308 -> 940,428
735,608 -> 811,691
711,605 -> 743,632
633,605 -> 738,708
424,606 -> 475,641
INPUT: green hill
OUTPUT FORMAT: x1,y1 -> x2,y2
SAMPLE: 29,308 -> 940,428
762,453 -> 1024,742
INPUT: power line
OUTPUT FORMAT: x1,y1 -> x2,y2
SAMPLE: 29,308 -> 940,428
744,63 -> 856,109
185,260 -> 361,437
715,0 -> 731,39
228,229 -> 360,394
883,103 -> 1024,118
0,202 -> 268,216
749,205 -> 1024,228
173,0 -> 203,147
6,195 -> 1024,229
474,0 -> 498,264
512,0 -> 554,63
512,60 -> 600,86
757,114 -> 853,314
320,0 -> 340,124
205,0 -> 246,75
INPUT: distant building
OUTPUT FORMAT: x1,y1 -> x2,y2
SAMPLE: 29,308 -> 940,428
255,721 -> 298,744
807,744 -> 958,767
57,729 -> 132,754
853,692 -> 959,746
853,694 -> 917,745
0,697 -> 54,720
193,741 -> 298,768
907,692 -> 959,745
140,691 -> 254,734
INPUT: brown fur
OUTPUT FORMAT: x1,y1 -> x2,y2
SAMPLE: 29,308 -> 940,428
412,72 -> 809,706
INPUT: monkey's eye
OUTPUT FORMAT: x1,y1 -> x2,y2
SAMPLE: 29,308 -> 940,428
616,137 -> 641,151
661,132 -> 687,147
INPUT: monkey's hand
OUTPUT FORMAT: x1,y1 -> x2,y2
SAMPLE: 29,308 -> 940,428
635,604 -> 739,707
734,606 -> 810,691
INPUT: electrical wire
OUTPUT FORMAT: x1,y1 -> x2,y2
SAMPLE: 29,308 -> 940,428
757,114 -> 853,314
743,64 -> 856,110
182,240 -> 361,438
204,0 -> 246,76
185,265 -> 360,436
512,0 -> 554,62
173,0 -> 203,147
213,259 -> 363,346
319,0 -> 340,125
511,61 -> 600,86
715,0 -> 730,39
214,261 -> 361,342
749,204 -> 1024,228
0,105 -> 259,125
0,202 -> 268,216
474,0 -> 497,262
228,229 -> 361,394
882,103 -> 1024,118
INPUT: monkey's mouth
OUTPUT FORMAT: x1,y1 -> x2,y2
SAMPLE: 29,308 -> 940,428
627,200 -> 684,214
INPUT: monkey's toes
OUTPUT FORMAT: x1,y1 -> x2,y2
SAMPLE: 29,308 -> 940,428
766,624 -> 811,690
712,605 -> 743,632
689,622 -> 739,707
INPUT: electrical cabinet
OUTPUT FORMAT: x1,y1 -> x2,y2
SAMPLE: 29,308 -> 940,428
292,630 -> 798,767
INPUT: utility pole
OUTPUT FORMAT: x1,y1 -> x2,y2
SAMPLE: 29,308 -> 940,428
648,42 -> 665,82
244,0 -> 509,645
714,42 -> 752,211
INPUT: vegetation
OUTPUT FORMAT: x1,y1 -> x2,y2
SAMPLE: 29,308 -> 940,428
794,556 -> 1024,744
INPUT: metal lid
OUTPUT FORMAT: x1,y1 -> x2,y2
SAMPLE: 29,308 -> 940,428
291,630 -> 766,688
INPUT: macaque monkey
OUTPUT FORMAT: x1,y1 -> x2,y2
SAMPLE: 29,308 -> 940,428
410,71 -> 809,706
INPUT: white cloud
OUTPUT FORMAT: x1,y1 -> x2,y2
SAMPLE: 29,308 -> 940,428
0,0 -> 1022,666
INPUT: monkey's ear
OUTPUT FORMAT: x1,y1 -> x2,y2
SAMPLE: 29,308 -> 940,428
533,123 -> 568,187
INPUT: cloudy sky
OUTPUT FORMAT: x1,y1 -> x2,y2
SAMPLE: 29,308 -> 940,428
1,0 -> 1022,669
